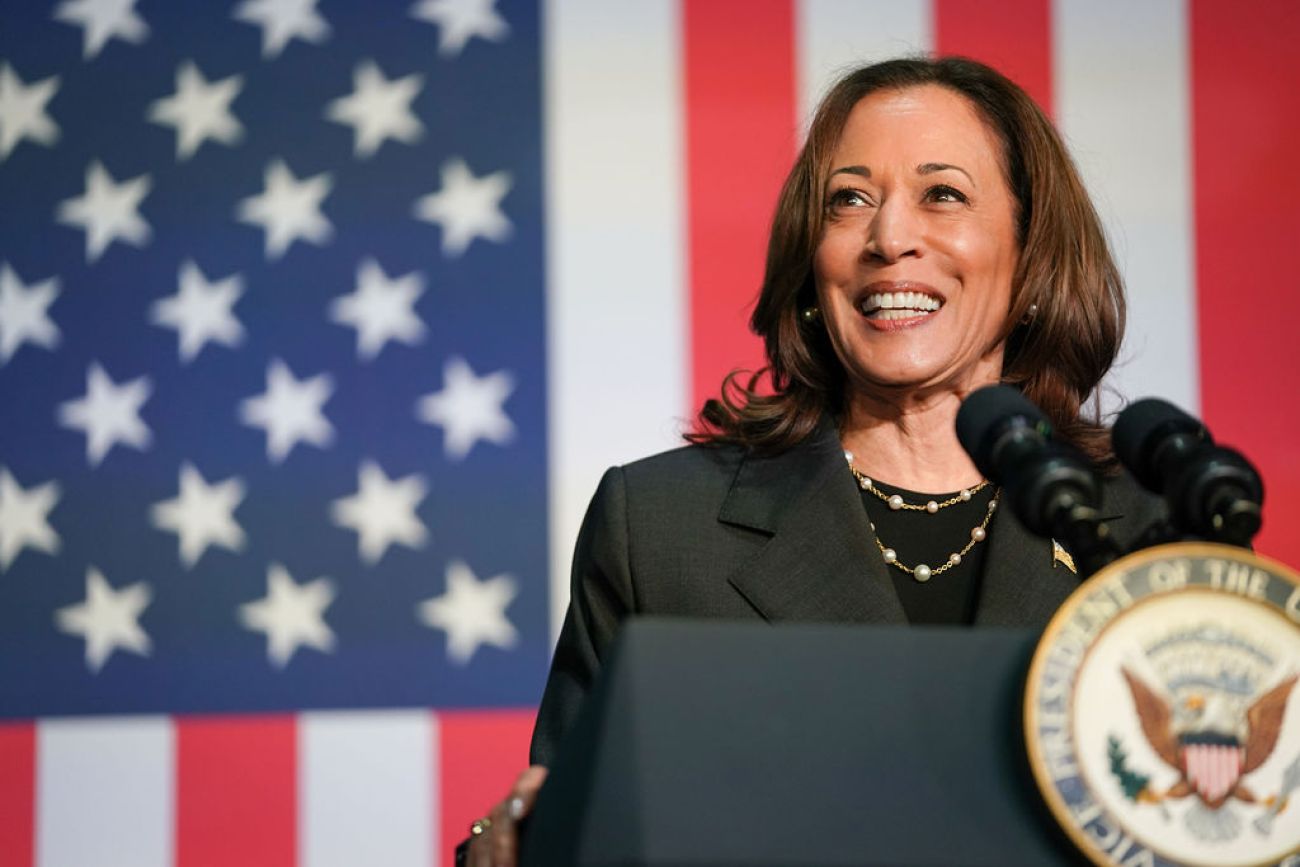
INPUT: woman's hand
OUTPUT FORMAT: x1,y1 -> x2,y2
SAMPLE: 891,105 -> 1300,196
467,765 -> 548,867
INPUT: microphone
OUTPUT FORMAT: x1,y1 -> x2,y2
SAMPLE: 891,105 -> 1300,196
956,385 -> 1118,577
1113,398 -> 1263,547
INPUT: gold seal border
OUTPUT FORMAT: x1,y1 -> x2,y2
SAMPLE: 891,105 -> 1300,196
1024,542 -> 1300,867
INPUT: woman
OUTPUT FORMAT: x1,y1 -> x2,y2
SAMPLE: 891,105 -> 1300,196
465,55 -> 1162,866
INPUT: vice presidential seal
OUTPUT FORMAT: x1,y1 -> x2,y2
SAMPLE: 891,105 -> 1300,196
1025,543 -> 1300,867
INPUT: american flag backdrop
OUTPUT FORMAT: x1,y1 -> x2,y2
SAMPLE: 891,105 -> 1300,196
0,1 -> 1296,865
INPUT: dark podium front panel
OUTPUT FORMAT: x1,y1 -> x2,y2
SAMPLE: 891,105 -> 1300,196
522,619 -> 1086,867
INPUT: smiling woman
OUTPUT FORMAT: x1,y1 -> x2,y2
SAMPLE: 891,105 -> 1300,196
465,56 -> 1155,867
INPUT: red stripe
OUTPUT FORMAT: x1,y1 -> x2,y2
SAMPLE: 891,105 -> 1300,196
438,709 -> 535,863
684,0 -> 797,411
175,715 -> 296,867
934,0 -> 1054,116
1191,0 -> 1300,566
0,723 -> 34,867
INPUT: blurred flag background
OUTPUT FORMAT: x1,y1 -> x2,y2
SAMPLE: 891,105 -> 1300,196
0,1 -> 1296,864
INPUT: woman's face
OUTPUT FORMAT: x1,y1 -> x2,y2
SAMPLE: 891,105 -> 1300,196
813,84 -> 1020,400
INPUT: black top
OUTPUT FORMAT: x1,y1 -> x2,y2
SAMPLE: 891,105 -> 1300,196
857,478 -> 998,626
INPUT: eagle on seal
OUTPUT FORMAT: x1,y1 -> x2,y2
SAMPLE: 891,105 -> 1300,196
1122,668 -> 1297,809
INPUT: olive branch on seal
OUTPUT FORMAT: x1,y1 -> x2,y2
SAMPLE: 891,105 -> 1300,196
1108,734 -> 1152,801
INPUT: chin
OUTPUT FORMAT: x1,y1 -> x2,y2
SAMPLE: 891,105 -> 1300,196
853,368 -> 946,394
849,359 -> 993,399
852,353 -> 943,386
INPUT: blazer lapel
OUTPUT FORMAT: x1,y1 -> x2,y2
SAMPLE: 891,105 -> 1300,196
973,504 -> 1080,627
719,424 -> 907,625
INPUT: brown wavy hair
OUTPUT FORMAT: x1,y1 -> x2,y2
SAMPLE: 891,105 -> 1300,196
689,56 -> 1124,466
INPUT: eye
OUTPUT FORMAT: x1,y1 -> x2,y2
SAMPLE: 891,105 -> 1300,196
925,184 -> 969,204
827,188 -> 870,210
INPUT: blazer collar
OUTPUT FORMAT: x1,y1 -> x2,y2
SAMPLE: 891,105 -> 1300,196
718,420 -> 908,625
715,419 -> 1084,628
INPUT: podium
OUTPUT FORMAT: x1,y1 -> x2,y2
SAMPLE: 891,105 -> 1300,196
521,619 -> 1087,867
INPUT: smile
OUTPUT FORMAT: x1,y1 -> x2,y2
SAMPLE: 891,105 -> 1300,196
859,290 -> 943,320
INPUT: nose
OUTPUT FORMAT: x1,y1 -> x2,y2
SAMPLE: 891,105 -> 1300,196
863,195 -> 921,263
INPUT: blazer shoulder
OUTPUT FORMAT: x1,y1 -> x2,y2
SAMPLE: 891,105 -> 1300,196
618,442 -> 746,498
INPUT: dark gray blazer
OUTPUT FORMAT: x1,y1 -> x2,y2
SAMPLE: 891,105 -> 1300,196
529,422 -> 1163,765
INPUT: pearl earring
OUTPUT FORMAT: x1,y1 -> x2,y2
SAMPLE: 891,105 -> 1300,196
801,306 -> 821,323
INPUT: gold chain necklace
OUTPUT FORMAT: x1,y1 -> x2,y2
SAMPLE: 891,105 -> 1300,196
844,450 -> 998,583
868,494 -> 999,583
844,452 -> 990,513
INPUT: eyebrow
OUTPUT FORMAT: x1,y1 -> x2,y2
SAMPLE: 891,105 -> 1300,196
918,162 -> 974,185
828,162 -> 975,185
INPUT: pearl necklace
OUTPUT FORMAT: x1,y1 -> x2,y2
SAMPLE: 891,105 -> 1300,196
844,450 -> 999,584
848,465 -> 991,513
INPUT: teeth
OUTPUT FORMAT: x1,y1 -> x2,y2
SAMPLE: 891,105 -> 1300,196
861,291 -> 941,315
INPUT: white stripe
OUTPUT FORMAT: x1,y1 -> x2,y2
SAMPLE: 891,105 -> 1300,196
1054,0 -> 1198,415
430,713 -> 443,867
300,710 -> 433,867
543,1 -> 686,642
796,0 -> 932,128
36,716 -> 172,867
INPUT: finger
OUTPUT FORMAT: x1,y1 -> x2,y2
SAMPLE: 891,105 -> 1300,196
473,766 -> 549,867
468,811 -> 499,867
488,765 -> 548,867
491,767 -> 548,867
508,765 -> 549,821
487,798 -> 515,867
469,831 -> 492,867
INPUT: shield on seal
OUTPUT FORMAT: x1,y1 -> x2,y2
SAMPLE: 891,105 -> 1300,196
1181,739 -> 1245,805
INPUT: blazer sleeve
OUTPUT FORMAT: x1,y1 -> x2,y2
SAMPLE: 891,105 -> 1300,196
528,466 -> 637,766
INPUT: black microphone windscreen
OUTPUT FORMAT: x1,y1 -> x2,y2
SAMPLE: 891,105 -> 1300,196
1112,398 -> 1208,490
955,385 -> 1046,479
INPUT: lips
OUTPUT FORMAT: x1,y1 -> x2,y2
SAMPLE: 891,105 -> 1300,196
858,283 -> 944,321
